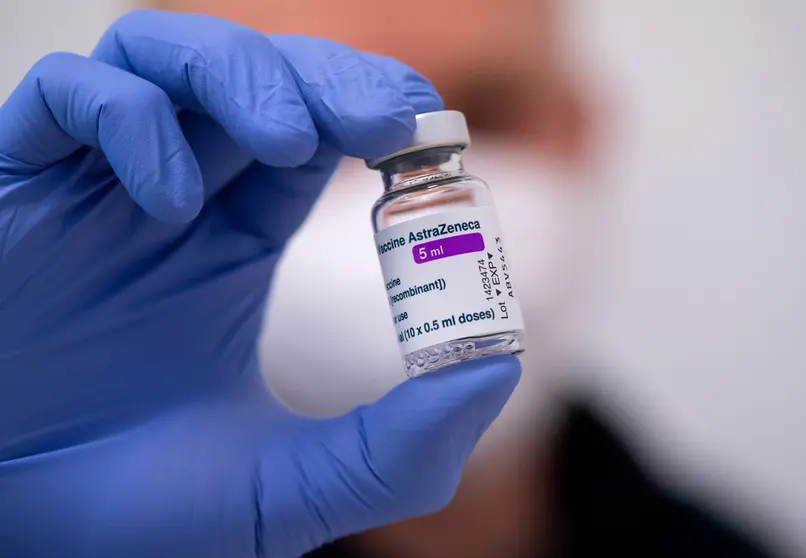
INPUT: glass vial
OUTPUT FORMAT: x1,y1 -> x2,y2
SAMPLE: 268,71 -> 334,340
368,110 -> 525,377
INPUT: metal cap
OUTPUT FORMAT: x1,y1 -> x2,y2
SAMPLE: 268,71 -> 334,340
366,110 -> 471,169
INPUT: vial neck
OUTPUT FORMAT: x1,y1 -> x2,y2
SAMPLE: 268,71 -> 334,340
379,147 -> 465,192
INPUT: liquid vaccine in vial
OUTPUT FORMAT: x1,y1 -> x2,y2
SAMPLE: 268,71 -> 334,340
368,110 -> 525,377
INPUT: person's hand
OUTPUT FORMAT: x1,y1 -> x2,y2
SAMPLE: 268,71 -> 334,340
0,10 -> 520,557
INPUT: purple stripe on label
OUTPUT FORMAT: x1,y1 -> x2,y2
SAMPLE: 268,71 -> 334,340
413,232 -> 485,264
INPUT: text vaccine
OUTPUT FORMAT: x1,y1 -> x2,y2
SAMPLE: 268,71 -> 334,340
368,110 -> 525,377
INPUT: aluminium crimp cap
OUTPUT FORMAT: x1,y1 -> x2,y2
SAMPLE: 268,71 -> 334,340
366,110 -> 471,169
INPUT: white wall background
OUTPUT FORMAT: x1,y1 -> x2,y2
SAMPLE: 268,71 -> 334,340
569,2 -> 806,555
0,0 -> 136,101
1,0 -> 804,554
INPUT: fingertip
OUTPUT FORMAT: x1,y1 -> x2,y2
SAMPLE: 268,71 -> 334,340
129,152 -> 205,224
303,62 -> 417,159
366,354 -> 522,430
93,78 -> 206,224
227,32 -> 321,167
270,36 -> 419,160
144,194 -> 203,224
331,106 -> 416,160
351,354 -> 523,522
157,162 -> 205,224
419,354 -> 523,396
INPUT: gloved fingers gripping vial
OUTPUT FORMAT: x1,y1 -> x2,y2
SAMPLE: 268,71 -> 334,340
369,110 -> 526,376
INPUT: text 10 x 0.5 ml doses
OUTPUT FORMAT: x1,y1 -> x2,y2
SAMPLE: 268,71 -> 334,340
368,110 -> 525,377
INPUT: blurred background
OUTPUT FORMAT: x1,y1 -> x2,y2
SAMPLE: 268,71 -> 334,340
2,1 -> 805,556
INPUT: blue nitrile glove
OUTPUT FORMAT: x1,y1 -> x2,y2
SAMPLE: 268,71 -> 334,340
0,10 -> 521,558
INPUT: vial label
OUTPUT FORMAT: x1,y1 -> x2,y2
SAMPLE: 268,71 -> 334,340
375,206 -> 525,355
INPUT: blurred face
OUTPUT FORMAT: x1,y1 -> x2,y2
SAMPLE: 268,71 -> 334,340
164,0 -> 602,460
161,0 -> 590,162
167,0 -> 555,73
158,1 -> 603,554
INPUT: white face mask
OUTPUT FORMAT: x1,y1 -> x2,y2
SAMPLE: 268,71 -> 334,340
260,135 -> 602,462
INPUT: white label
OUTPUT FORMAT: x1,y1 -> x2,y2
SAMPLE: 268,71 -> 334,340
374,206 -> 525,355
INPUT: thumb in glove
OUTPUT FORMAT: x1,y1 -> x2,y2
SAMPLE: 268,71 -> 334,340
259,355 -> 521,556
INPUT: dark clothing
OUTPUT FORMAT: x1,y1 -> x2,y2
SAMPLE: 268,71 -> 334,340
307,400 -> 776,557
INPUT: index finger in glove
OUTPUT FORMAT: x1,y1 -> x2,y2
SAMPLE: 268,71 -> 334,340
267,36 -> 442,159
0,52 -> 203,223
90,10 -> 319,169
214,44 -> 444,245
91,11 -> 430,169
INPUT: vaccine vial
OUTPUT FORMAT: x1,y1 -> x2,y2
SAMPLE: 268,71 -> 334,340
368,110 -> 525,377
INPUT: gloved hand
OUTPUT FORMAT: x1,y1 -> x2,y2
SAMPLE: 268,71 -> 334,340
0,10 -> 521,558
